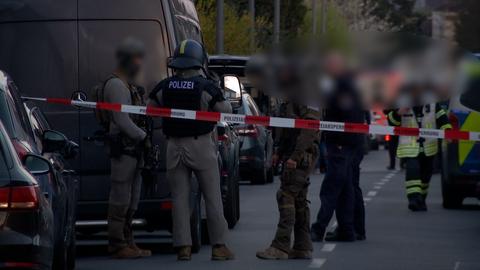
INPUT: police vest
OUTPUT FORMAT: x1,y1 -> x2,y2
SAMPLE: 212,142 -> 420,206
397,104 -> 438,158
161,76 -> 216,138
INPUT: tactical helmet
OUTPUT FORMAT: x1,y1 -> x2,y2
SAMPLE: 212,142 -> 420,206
169,39 -> 206,70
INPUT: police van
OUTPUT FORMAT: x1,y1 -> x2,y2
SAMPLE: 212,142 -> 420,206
0,0 -> 233,252
441,54 -> 480,208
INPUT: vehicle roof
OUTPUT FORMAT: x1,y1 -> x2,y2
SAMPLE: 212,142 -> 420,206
209,55 -> 250,66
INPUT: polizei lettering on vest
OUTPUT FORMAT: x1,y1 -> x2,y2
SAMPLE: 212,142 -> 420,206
169,80 -> 195,89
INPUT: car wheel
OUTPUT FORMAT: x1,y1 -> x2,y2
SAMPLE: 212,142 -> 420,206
266,167 -> 274,183
441,174 -> 463,209
190,194 -> 202,253
251,166 -> 267,185
251,151 -> 267,185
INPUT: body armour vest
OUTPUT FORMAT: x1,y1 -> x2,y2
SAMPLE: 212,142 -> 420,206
159,76 -> 216,137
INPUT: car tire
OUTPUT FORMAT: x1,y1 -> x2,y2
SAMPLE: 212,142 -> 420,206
190,194 -> 202,254
441,172 -> 463,209
442,183 -> 463,209
266,167 -> 274,183
251,166 -> 267,185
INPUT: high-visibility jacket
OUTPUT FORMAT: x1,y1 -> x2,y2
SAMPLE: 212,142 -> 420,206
387,103 -> 452,158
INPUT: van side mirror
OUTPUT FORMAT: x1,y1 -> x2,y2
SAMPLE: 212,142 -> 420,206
24,154 -> 52,176
42,130 -> 68,153
222,75 -> 242,100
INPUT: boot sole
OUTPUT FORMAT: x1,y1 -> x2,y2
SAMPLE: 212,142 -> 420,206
212,256 -> 235,261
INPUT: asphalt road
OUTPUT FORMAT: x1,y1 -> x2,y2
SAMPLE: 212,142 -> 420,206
76,149 -> 480,270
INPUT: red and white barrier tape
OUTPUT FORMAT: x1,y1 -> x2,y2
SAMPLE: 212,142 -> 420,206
23,97 -> 480,141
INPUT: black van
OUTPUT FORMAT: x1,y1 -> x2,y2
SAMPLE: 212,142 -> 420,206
0,0 -> 207,250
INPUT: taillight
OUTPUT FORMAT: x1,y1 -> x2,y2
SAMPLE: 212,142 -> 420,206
0,186 -> 39,210
448,113 -> 459,130
12,140 -> 29,161
385,134 -> 391,142
160,201 -> 173,210
237,125 -> 258,137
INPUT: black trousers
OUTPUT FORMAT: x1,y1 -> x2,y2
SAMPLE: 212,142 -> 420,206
387,136 -> 399,168
312,144 -> 359,238
349,147 -> 365,236
404,153 -> 434,198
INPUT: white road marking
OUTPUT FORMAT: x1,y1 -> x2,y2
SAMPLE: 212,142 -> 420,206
385,174 -> 394,179
309,258 -> 327,268
376,181 -> 385,185
363,197 -> 372,201
321,244 -> 336,252
373,185 -> 382,190
381,178 -> 390,182
367,191 -> 377,197
454,261 -> 460,270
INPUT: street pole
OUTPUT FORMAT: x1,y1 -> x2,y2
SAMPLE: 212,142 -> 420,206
216,0 -> 224,54
321,0 -> 327,35
249,0 -> 255,52
273,0 -> 280,44
312,0 -> 317,35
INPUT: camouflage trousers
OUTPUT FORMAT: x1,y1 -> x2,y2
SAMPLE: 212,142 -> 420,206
271,167 -> 312,252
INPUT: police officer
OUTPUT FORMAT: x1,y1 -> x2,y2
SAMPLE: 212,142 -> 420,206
256,102 -> 320,260
311,53 -> 366,242
104,37 -> 151,258
387,102 -> 451,211
149,39 -> 234,261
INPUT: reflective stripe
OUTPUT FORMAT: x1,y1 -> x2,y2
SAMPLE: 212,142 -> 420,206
406,180 -> 422,188
440,123 -> 453,130
179,40 -> 188,54
388,111 -> 401,126
436,109 -> 447,119
406,187 -> 422,194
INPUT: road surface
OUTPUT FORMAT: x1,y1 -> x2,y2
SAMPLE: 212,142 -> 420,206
76,149 -> 480,270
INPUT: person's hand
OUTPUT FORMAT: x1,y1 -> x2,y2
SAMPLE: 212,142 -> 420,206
286,159 -> 297,169
272,154 -> 279,166
143,136 -> 152,150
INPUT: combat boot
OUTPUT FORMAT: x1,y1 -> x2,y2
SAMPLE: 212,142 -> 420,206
177,246 -> 192,261
111,246 -> 141,259
256,246 -> 288,260
288,249 -> 312,260
408,194 -> 426,212
212,244 -> 235,260
130,243 -> 152,257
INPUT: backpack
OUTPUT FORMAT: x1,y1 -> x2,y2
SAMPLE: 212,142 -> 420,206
91,74 -> 117,131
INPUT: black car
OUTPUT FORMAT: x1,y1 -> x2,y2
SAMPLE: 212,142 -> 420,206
233,93 -> 274,185
0,71 -> 78,269
216,122 -> 241,228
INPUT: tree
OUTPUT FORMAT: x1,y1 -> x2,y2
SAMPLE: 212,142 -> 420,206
334,0 -> 426,33
196,0 -> 269,54
456,0 -> 480,52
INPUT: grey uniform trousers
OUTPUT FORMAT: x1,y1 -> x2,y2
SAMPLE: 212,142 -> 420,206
166,133 -> 227,247
108,154 -> 143,251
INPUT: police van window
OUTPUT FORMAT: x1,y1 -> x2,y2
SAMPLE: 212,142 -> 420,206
6,81 -> 34,140
78,20 -> 168,94
247,96 -> 260,116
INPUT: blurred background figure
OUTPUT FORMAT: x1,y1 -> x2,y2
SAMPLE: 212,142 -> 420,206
311,52 -> 367,242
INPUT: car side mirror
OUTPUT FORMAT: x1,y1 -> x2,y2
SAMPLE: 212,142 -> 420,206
222,75 -> 242,100
42,130 -> 68,153
24,154 -> 52,176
